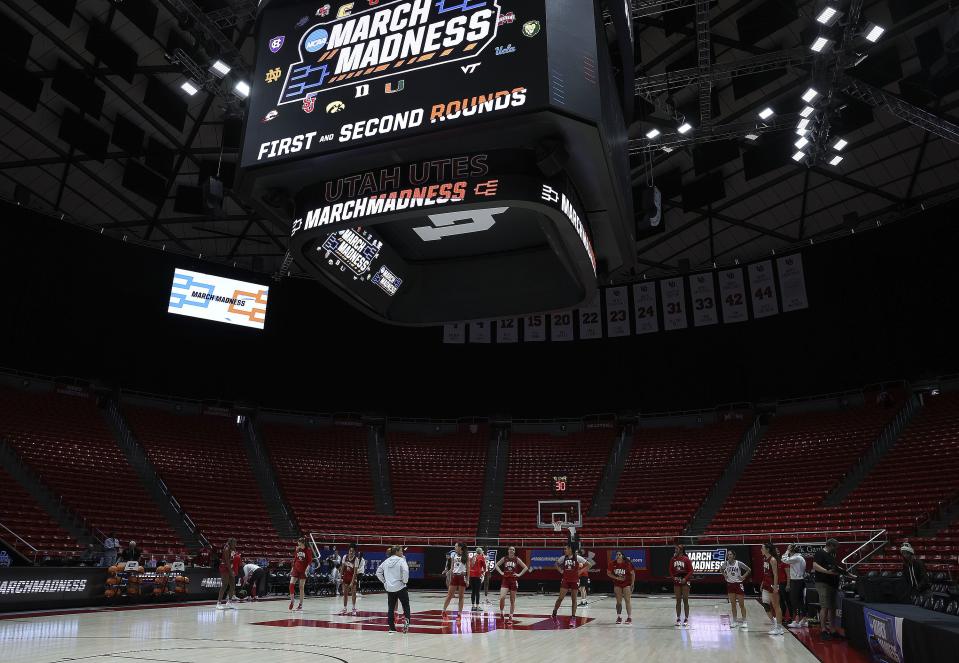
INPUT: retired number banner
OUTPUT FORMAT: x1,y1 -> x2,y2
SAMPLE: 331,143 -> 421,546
633,283 -> 659,335
578,294 -> 603,340
660,278 -> 688,331
496,318 -> 519,343
748,261 -> 779,319
550,311 -> 575,342
777,254 -> 809,312
605,286 -> 630,337
689,273 -> 719,327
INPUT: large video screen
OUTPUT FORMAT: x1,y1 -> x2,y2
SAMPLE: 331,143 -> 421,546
243,0 -> 548,168
167,269 -> 270,330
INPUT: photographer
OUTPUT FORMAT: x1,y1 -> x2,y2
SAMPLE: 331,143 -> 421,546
813,538 -> 853,641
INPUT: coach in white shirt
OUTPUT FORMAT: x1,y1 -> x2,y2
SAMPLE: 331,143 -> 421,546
781,545 -> 808,627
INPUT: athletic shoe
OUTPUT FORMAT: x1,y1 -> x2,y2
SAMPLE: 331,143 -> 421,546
625,617 -> 632,625
552,611 -> 558,619
683,620 -> 689,628
215,603 -> 225,610
729,621 -> 740,629
615,616 -> 622,624
675,619 -> 682,628
294,603 -> 303,612
799,619 -> 809,627
569,619 -> 577,628
403,619 -> 410,634
387,629 -> 396,635
739,622 -> 748,630
788,621 -> 802,628
768,626 -> 784,636
351,609 -> 357,616
288,601 -> 294,611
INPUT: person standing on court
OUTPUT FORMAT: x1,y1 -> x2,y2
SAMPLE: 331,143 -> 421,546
469,546 -> 487,611
813,538 -> 846,641
781,544 -> 808,627
377,546 -> 411,634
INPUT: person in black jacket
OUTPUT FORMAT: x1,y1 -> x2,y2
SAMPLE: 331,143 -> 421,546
900,542 -> 930,597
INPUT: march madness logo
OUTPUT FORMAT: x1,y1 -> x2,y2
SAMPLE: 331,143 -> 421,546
278,0 -> 501,105
688,549 -> 728,574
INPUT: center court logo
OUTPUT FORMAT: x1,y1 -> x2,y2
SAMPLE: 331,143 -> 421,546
279,0 -> 501,104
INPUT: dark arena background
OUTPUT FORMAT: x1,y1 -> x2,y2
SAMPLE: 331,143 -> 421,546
1,2 -> 959,663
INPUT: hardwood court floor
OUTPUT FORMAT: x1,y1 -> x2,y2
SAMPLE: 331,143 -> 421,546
0,591 -> 839,663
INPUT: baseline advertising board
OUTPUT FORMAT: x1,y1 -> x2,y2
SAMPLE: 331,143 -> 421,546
649,546 -> 753,580
245,0 -> 549,169
167,269 -> 270,330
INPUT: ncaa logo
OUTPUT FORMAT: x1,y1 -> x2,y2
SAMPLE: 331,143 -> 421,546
305,28 -> 329,53
269,35 -> 285,53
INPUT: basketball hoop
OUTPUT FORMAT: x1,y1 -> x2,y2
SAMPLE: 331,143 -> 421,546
552,521 -> 564,533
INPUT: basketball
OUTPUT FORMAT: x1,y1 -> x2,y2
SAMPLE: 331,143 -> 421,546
106,577 -> 119,587
104,589 -> 117,599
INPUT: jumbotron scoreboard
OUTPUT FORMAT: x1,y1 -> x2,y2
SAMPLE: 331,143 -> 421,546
239,0 -> 636,325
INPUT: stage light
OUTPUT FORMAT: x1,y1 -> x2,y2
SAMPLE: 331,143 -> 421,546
800,105 -> 816,118
234,80 -> 251,98
758,107 -> 774,120
645,128 -> 661,139
865,24 -> 885,42
811,37 -> 832,53
677,123 -> 692,134
816,7 -> 840,25
795,136 -> 810,149
829,155 -> 843,166
211,60 -> 232,77
802,88 -> 820,103
797,118 -> 811,130
180,80 -> 199,96
833,138 -> 848,151
745,133 -> 759,141
792,150 -> 806,162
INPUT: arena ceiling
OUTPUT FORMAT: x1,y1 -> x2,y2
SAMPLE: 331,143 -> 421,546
0,0 -> 957,279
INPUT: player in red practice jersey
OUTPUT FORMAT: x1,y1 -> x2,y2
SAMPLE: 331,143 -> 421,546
670,543 -> 694,627
215,537 -> 237,610
441,543 -> 468,615
552,545 -> 593,626
607,551 -> 635,624
761,543 -> 785,635
289,537 -> 313,611
494,546 -> 528,622
340,544 -> 363,615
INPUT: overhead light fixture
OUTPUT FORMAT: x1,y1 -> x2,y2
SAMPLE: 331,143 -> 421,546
802,88 -> 820,103
745,133 -> 759,141
829,155 -> 844,166
792,150 -> 806,162
797,118 -> 811,130
811,37 -> 832,53
833,137 -> 848,151
800,105 -> 816,118
645,128 -> 661,139
816,7 -> 840,25
865,24 -> 885,42
210,60 -> 232,77
677,122 -> 693,134
795,136 -> 810,149
233,80 -> 251,98
180,80 -> 199,96
758,107 -> 775,120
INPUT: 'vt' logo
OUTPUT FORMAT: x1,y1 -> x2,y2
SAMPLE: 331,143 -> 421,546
461,63 -> 481,74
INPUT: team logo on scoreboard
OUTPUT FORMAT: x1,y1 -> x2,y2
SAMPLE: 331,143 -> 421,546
269,35 -> 286,53
326,100 -> 346,113
337,2 -> 354,17
522,20 -> 541,38
278,0 -> 501,105
495,44 -> 515,55
261,110 -> 279,123
303,93 -> 318,113
316,4 -> 331,16
296,16 -> 310,27
498,11 -> 515,25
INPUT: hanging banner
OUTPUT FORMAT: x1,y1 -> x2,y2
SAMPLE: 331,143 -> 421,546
469,320 -> 492,344
719,268 -> 748,324
577,294 -> 603,340
550,310 -> 575,342
748,261 -> 779,319
689,273 -> 719,327
496,318 -> 519,344
524,313 -> 547,342
777,254 -> 809,312
605,286 -> 630,337
443,323 -> 466,344
632,282 -> 659,335
660,277 -> 688,331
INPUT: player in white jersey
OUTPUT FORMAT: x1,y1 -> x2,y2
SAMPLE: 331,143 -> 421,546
723,550 -> 752,629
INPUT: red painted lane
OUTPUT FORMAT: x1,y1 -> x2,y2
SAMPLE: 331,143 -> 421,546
253,610 -> 594,634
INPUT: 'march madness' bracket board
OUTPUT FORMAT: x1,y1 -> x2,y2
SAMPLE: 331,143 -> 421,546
239,0 -> 636,325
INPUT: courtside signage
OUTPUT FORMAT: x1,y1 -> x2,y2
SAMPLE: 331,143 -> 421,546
168,269 -> 270,330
